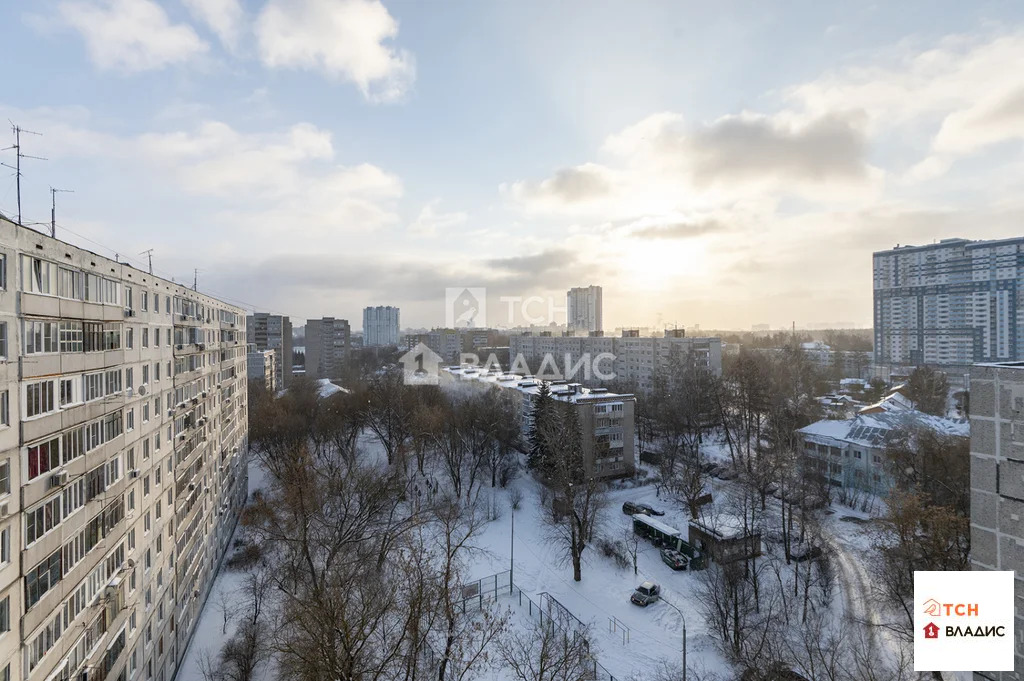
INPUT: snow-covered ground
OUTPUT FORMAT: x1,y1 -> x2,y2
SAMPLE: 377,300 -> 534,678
467,475 -> 732,680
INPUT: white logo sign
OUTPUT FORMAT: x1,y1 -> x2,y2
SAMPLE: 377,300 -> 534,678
445,287 -> 486,328
913,570 -> 1015,672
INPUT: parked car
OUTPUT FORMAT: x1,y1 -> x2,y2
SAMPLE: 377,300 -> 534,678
717,466 -> 738,481
622,501 -> 644,515
630,581 -> 661,607
636,503 -> 664,516
622,501 -> 664,516
660,548 -> 688,571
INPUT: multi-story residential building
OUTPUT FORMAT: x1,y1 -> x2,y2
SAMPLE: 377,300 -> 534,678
798,390 -> 968,493
407,328 -> 508,365
305,317 -> 350,381
362,306 -> 400,347
246,313 -> 292,388
567,285 -> 603,334
509,329 -> 723,389
0,216 -> 248,681
969,362 -> 1024,680
245,345 -> 276,392
442,366 -> 636,479
873,237 -> 1024,368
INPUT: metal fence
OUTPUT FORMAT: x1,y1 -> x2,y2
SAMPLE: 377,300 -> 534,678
423,570 -> 620,681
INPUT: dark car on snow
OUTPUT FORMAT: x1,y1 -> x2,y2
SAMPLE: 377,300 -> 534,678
630,581 -> 661,607
622,501 -> 665,516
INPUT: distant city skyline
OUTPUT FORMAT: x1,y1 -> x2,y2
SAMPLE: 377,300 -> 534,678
3,2 -> 1024,329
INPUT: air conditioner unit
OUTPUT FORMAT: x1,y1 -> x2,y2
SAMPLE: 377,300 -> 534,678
167,409 -> 174,417
178,434 -> 186,441
188,482 -> 196,491
0,502 -> 8,518
50,471 -> 69,488
191,397 -> 199,405
126,387 -> 134,397
137,385 -> 148,396
127,558 -> 136,568
201,391 -> 208,398
193,589 -> 199,599
176,344 -> 183,351
129,469 -> 140,478
178,401 -> 187,409
124,308 -> 135,317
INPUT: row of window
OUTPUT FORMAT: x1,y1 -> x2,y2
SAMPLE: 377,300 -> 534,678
27,410 -> 124,480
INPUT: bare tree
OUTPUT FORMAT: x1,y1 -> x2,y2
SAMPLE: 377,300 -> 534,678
497,620 -> 597,681
541,402 -> 604,582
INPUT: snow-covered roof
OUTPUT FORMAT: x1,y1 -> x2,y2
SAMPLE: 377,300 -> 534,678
798,409 -> 968,448
442,365 -> 633,403
631,513 -> 683,537
858,389 -> 914,414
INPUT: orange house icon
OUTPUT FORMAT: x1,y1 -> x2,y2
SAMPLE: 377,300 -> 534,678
924,622 -> 940,639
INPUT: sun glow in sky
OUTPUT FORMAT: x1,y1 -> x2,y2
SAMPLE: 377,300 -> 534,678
3,1 -> 1024,330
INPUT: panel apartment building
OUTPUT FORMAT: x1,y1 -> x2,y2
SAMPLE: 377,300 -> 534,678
245,313 -> 291,389
969,362 -> 1024,679
0,217 -> 249,681
442,366 -> 636,478
362,306 -> 400,347
509,329 -> 723,390
305,317 -> 350,381
873,237 -> 1024,368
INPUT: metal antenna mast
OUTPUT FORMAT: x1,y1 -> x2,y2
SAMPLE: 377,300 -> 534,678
140,249 -> 154,274
1,123 -> 46,224
193,268 -> 201,291
50,187 -> 73,238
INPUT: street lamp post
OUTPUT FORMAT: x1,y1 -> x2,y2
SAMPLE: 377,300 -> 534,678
662,598 -> 687,681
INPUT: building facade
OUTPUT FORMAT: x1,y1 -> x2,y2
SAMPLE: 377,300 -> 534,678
245,313 -> 292,388
245,345 -> 276,392
443,366 -> 636,479
509,329 -> 723,390
969,362 -> 1024,680
567,285 -> 603,334
0,217 -> 249,681
305,317 -> 350,381
362,306 -> 400,347
873,237 -> 1024,368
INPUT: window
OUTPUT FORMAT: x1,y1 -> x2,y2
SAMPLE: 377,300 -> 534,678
25,495 -> 62,544
84,273 -> 102,303
0,594 -> 8,634
59,321 -> 83,352
0,525 -> 8,564
27,437 -> 60,480
25,549 -> 62,607
154,328 -> 160,346
142,403 -> 150,423
24,320 -> 58,354
21,256 -> 55,295
165,297 -> 170,314
141,291 -> 148,312
0,322 -> 6,358
0,391 -> 7,426
126,409 -> 134,432
126,367 -> 134,390
60,378 -> 75,407
105,369 -> 122,395
25,380 -> 55,418
58,267 -> 81,299
125,285 -> 134,311
0,460 -> 8,495
142,328 -> 149,348
153,294 -> 159,312
155,363 -> 160,382
126,327 -> 134,349
0,253 -> 6,290
83,373 -> 104,402
142,365 -> 149,385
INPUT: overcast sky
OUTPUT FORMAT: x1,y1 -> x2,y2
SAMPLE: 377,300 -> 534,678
3,0 -> 1023,331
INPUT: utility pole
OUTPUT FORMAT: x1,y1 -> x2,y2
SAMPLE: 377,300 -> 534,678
193,268 -> 200,291
510,506 -> 515,592
50,187 -> 73,238
2,123 -> 46,225
662,597 -> 687,681
140,249 -> 153,274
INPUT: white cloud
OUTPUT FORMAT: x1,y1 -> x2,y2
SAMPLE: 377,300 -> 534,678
181,0 -> 244,52
789,29 -> 1024,165
255,0 -> 415,103
59,0 -> 208,73
409,199 -> 468,237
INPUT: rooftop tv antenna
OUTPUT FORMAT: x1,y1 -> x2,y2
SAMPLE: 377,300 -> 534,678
1,123 -> 46,225
140,249 -> 154,274
50,187 -> 73,238
193,268 -> 201,291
